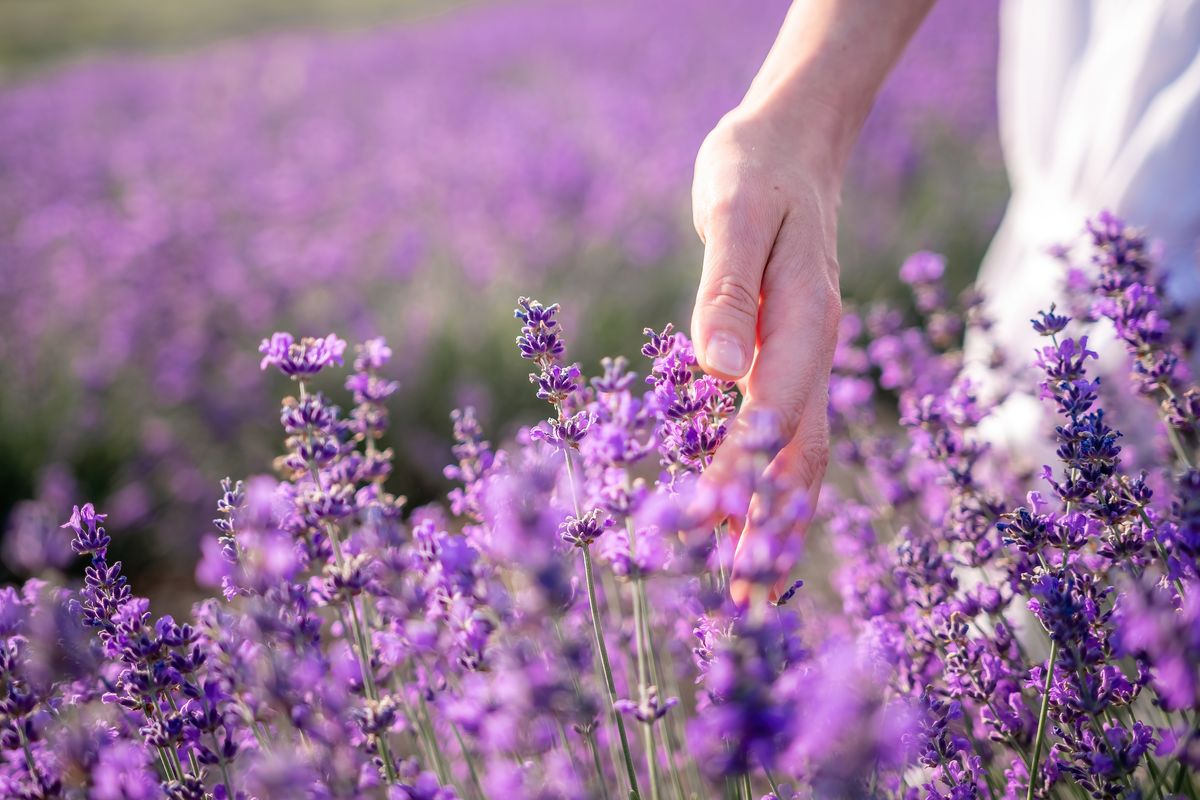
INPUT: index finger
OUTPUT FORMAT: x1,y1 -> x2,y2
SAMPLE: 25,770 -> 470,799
691,195 -> 778,382
702,214 -> 841,498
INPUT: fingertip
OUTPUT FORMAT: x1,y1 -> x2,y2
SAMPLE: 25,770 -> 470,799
701,331 -> 750,380
769,574 -> 797,604
729,577 -> 751,609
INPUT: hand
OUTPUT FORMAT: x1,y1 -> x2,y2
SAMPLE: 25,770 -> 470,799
690,104 -> 843,605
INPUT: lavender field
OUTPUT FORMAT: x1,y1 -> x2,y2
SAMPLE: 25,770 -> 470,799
5,213 -> 1200,798
18,3 -> 1199,800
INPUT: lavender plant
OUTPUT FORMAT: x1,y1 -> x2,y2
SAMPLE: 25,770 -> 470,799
2,213 -> 1197,800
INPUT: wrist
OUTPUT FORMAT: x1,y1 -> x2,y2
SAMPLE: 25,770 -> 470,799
734,0 -> 932,180
722,93 -> 849,197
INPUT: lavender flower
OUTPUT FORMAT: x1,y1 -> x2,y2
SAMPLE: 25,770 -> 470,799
559,509 -> 613,549
8,214 -> 1200,800
259,333 -> 348,378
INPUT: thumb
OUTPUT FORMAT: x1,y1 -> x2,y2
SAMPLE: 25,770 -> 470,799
691,202 -> 776,381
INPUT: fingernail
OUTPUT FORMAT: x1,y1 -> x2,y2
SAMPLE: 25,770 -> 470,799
705,332 -> 747,376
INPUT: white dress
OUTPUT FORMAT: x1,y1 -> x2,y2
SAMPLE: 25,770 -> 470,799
971,0 -> 1200,458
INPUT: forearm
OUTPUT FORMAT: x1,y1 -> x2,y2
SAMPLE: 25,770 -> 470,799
740,0 -> 935,173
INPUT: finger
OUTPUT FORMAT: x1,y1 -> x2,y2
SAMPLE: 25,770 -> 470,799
702,212 -> 840,493
691,197 -> 780,381
729,395 -> 828,607
740,213 -> 839,444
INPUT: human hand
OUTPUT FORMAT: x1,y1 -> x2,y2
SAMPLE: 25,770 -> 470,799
690,104 -> 843,605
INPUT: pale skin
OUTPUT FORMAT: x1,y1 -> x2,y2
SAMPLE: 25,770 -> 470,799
692,0 -> 936,604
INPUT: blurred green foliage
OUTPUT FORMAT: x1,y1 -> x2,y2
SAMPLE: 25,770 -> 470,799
0,0 -> 478,76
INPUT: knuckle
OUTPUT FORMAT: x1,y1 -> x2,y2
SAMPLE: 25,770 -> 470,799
776,403 -> 806,441
759,397 -> 806,442
703,274 -> 760,323
708,192 -> 745,221
793,424 -> 831,486
784,261 -> 840,343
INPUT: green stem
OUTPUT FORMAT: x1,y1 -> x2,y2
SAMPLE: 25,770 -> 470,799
627,520 -> 662,800
648,615 -> 700,794
166,693 -> 203,779
762,761 -> 782,798
1164,422 -> 1193,469
1026,640 -> 1059,800
16,725 -> 40,784
637,579 -> 687,800
393,681 -> 437,776
563,450 -> 641,799
556,719 -> 586,782
210,730 -> 236,798
1143,753 -> 1173,800
155,749 -> 175,783
1178,757 -> 1199,800
638,703 -> 658,786
622,488 -> 689,800
337,587 -> 398,783
146,701 -> 185,783
417,691 -> 453,786
451,720 -> 485,800
233,699 -> 270,751
583,545 -> 642,799
585,728 -> 613,800
981,763 -> 1000,800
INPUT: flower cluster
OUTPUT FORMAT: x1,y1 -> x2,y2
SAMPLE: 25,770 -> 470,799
642,324 -> 738,481
5,212 -> 1197,800
824,213 -> 1200,800
258,333 -> 347,378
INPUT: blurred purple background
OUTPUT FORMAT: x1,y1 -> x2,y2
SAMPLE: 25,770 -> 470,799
0,0 -> 1005,589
